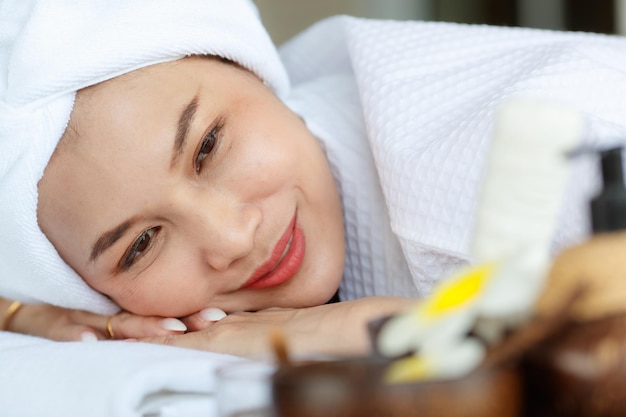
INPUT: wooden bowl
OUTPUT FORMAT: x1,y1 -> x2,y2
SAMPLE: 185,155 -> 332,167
272,357 -> 521,417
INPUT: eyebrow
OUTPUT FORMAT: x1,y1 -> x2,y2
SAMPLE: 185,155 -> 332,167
90,217 -> 139,262
170,94 -> 199,168
89,95 -> 199,263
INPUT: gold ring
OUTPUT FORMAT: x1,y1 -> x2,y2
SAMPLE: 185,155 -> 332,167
2,301 -> 23,331
105,316 -> 115,339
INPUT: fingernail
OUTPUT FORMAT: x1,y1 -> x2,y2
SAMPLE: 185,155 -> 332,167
80,331 -> 98,342
200,307 -> 227,322
124,338 -> 139,342
160,318 -> 187,332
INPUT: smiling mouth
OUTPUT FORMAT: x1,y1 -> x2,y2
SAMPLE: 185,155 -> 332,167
243,213 -> 305,290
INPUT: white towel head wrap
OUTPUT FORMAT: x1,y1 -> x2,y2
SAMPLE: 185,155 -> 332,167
0,0 -> 289,314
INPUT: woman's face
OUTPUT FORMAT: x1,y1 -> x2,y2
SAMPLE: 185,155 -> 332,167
38,57 -> 345,317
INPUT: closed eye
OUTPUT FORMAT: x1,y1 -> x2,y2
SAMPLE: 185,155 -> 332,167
194,118 -> 223,174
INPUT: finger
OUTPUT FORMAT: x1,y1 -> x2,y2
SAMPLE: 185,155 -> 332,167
182,307 -> 227,332
139,327 -> 267,357
46,324 -> 103,342
105,312 -> 187,340
139,333 -> 195,349
139,331 -> 220,352
66,309 -> 117,330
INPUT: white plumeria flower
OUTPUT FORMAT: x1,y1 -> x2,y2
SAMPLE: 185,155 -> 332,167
378,263 -> 495,357
377,262 -> 494,383
377,252 -> 548,384
384,337 -> 485,384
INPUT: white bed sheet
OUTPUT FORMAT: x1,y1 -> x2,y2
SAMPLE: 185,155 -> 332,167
0,331 -> 247,417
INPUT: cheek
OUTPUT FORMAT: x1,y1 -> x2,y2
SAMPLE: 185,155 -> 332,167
95,261 -> 214,317
38,176 -> 97,272
39,207 -> 107,286
115,280 -> 208,317
226,133 -> 301,197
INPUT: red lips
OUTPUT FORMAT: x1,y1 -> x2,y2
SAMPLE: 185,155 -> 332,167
243,213 -> 305,290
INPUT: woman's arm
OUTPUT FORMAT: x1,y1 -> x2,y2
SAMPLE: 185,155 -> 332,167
1,294 -> 417,358
0,296 -> 191,341
144,296 -> 417,358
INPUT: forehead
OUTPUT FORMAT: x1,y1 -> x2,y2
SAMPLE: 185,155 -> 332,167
81,56 -> 247,95
45,56 -> 262,216
67,57 -> 252,136
63,59 -> 213,158
38,62 -> 201,263
76,60 -> 192,113
49,62 -> 203,203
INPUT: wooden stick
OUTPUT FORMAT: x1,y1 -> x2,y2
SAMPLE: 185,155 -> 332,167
269,327 -> 291,366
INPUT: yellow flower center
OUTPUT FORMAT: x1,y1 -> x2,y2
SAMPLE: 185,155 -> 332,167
424,263 -> 495,317
385,355 -> 432,384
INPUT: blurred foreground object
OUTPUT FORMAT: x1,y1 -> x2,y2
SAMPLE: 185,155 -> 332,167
526,145 -> 626,416
376,98 -> 583,382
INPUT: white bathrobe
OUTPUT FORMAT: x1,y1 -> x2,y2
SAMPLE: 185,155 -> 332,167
280,16 -> 626,303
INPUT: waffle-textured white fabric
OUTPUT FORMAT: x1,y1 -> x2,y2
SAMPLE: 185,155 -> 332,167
0,0 -> 288,314
280,17 -> 626,302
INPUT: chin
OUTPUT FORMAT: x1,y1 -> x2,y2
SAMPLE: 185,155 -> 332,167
299,278 -> 343,307
268,285 -> 338,310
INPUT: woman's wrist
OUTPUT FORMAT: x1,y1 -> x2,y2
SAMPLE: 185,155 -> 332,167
287,297 -> 416,358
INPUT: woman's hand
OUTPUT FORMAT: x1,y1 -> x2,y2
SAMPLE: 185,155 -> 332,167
142,297 -> 417,358
1,295 -> 417,358
0,298 -> 195,341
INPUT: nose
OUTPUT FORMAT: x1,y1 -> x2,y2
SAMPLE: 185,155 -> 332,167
191,198 -> 261,271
